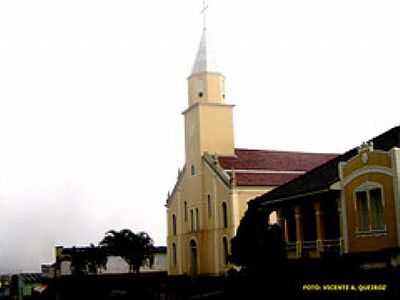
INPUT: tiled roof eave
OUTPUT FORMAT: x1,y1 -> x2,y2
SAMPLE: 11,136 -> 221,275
235,183 -> 277,188
218,148 -> 338,173
203,153 -> 232,187
253,188 -> 334,208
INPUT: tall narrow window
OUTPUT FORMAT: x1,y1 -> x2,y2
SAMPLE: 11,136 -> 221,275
355,185 -> 385,233
356,191 -> 369,232
220,78 -> 225,99
172,243 -> 177,266
370,188 -> 384,230
223,237 -> 229,265
190,209 -> 194,232
172,214 -> 177,236
195,208 -> 199,231
191,165 -> 195,176
197,79 -> 204,98
207,194 -> 212,217
222,202 -> 228,228
190,240 -> 198,276
184,201 -> 188,222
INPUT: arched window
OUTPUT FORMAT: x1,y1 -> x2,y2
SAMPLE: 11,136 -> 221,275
222,202 -> 228,228
207,194 -> 212,217
184,201 -> 188,222
172,214 -> 177,236
172,243 -> 177,266
268,211 -> 278,225
223,237 -> 229,265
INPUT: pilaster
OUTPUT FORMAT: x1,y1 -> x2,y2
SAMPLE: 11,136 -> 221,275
294,206 -> 303,258
390,147 -> 400,247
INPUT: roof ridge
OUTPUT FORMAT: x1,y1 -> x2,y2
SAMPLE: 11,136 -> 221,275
233,148 -> 338,156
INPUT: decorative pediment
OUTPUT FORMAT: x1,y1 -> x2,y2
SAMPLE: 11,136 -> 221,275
357,141 -> 374,153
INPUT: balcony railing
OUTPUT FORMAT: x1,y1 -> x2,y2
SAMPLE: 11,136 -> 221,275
286,239 -> 343,258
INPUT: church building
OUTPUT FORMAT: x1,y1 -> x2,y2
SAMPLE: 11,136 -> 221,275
165,23 -> 337,276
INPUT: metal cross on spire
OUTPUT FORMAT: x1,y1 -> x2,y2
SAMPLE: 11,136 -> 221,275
201,0 -> 209,30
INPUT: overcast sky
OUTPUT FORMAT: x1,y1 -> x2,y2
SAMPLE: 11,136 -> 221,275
1,0 -> 399,273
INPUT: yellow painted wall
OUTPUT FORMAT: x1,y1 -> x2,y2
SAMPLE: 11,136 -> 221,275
236,187 -> 274,219
188,72 -> 225,106
198,104 -> 235,157
184,107 -> 202,173
343,151 -> 392,178
167,161 -> 272,275
342,150 -> 398,253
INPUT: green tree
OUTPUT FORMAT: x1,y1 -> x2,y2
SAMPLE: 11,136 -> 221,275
100,229 -> 155,273
230,207 -> 287,272
229,208 -> 288,299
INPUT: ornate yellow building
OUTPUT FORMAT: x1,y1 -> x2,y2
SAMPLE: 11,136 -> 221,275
249,126 -> 400,266
165,25 -> 336,276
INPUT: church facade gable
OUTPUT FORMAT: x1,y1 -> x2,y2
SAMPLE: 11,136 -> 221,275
166,154 -> 235,275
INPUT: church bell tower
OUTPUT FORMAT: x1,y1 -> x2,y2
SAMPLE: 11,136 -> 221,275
183,26 -> 235,171
188,29 -> 226,107
167,2 -> 240,276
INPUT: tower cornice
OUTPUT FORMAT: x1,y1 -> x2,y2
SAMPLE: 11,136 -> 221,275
182,102 -> 235,115
187,71 -> 226,81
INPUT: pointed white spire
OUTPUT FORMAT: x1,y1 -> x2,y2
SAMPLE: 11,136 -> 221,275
191,1 -> 221,75
191,28 -> 219,75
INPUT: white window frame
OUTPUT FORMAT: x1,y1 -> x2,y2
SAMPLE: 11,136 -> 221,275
353,181 -> 386,235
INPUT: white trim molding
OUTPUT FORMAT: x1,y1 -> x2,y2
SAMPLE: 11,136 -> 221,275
340,190 -> 349,253
390,147 -> 400,247
353,181 -> 386,234
342,166 -> 393,187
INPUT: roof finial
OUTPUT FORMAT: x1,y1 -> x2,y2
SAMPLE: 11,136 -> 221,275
201,0 -> 209,31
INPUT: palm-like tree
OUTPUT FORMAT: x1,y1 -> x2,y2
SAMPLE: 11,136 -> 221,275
100,229 -> 154,273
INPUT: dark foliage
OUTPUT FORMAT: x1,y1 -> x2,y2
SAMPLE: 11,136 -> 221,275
68,244 -> 108,275
99,229 -> 154,273
229,207 -> 288,298
230,208 -> 287,272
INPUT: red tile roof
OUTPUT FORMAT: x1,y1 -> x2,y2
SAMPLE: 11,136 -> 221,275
218,149 -> 337,186
226,171 -> 300,186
